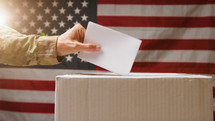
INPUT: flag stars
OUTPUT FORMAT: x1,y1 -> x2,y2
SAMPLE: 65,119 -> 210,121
74,52 -> 79,56
66,55 -> 73,62
81,14 -> 88,21
15,8 -> 21,14
14,21 -> 21,27
22,14 -> 28,21
80,58 -> 85,63
66,27 -> 72,31
81,1 -> 88,8
37,1 -> 43,7
74,7 -> 81,14
52,1 -> 58,7
51,14 -> 58,21
37,14 -> 43,21
67,14 -> 73,21
30,8 -> 36,14
29,21 -> 36,27
8,1 -> 14,7
21,27 -> 28,33
59,7 -> 66,14
44,21 -> 50,27
59,21 -> 65,28
22,1 -> 28,7
44,7 -> 51,14
74,20 -> 80,25
51,27 -> 58,34
36,27 -> 43,34
7,0 -> 92,45
67,1 -> 73,7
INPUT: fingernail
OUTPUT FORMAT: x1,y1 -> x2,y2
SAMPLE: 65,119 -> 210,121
96,45 -> 101,51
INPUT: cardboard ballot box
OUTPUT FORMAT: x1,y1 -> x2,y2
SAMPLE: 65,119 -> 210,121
55,73 -> 213,121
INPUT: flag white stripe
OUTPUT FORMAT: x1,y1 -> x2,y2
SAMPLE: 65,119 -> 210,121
0,111 -> 54,121
0,67 -> 213,80
214,98 -> 215,111
0,68 -> 97,80
135,50 -> 215,63
98,4 -> 215,17
0,89 -> 54,103
109,27 -> 215,39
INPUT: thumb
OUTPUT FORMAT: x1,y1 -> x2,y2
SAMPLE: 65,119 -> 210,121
77,43 -> 101,52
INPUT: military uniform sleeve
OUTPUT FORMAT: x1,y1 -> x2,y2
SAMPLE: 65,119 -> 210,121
0,25 -> 61,66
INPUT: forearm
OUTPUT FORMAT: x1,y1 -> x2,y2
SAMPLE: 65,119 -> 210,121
0,24 -> 100,66
0,25 -> 60,66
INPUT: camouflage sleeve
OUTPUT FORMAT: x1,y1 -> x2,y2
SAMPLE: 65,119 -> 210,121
0,25 -> 61,66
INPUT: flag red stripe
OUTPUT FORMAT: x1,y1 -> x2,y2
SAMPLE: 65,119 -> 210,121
0,79 -> 55,91
140,39 -> 215,50
98,0 -> 215,5
214,112 -> 215,121
97,16 -> 215,27
132,62 -> 215,74
213,86 -> 215,98
98,0 -> 144,4
96,62 -> 215,74
0,101 -> 54,113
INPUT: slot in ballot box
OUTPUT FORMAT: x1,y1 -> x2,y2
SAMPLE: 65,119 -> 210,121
55,72 -> 213,121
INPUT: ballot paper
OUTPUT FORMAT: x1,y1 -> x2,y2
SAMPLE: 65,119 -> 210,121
78,22 -> 142,75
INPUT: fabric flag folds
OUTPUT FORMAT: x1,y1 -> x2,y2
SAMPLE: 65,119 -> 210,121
96,0 -> 215,74
0,0 -> 215,121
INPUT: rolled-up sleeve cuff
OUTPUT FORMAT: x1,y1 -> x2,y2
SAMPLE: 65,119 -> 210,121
37,36 -> 60,65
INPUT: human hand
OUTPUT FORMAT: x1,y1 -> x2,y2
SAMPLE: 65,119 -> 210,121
57,24 -> 101,56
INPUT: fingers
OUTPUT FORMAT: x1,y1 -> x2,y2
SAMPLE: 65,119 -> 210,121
78,27 -> 85,43
77,43 -> 101,52
57,24 -> 101,56
73,24 -> 100,52
74,24 -> 86,43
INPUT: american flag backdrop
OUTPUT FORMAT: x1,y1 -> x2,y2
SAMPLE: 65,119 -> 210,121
0,0 -> 215,121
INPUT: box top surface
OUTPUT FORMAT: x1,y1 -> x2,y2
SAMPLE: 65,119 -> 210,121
56,71 -> 212,79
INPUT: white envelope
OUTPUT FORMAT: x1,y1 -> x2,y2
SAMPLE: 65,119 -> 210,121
78,22 -> 142,75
